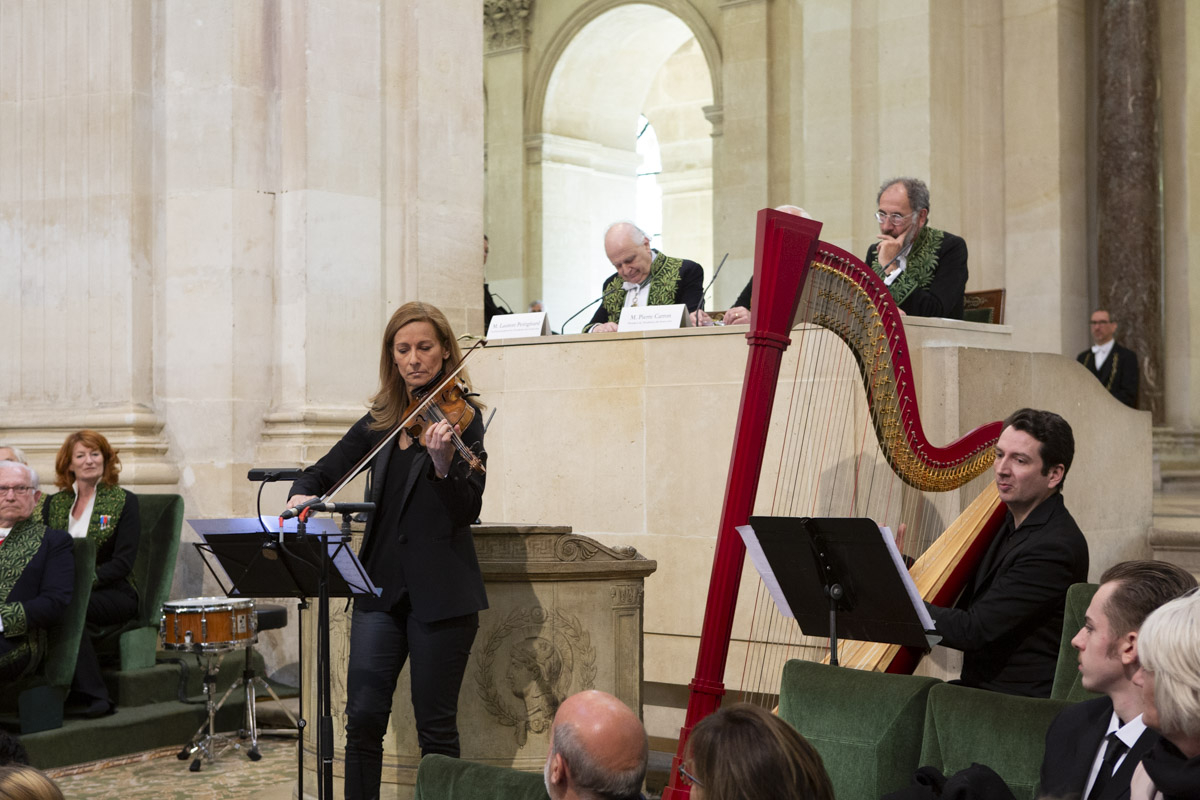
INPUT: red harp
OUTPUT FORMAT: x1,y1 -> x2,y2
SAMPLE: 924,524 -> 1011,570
663,210 -> 1007,798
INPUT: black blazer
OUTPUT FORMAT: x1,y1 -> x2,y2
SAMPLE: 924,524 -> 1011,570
1039,696 -> 1159,800
1077,343 -> 1139,408
865,231 -> 968,319
43,486 -> 140,591
585,258 -> 704,329
0,524 -> 74,653
289,409 -> 488,624
927,492 -> 1089,697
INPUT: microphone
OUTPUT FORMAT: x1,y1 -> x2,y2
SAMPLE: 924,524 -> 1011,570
698,252 -> 730,310
280,499 -> 377,520
248,467 -> 306,483
558,282 -> 629,335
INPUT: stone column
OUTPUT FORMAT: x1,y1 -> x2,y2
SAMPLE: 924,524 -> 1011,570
713,0 -> 768,306
1096,0 -> 1162,420
484,1 -> 533,320
0,0 -> 175,488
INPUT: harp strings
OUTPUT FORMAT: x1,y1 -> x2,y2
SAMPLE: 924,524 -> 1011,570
734,256 -> 955,704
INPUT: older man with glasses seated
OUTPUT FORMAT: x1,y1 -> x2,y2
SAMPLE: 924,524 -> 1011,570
0,460 -> 74,684
865,177 -> 969,320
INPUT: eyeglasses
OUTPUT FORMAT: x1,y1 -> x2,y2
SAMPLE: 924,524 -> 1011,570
0,485 -> 34,497
875,211 -> 917,225
1090,320 -> 1114,326
677,763 -> 703,788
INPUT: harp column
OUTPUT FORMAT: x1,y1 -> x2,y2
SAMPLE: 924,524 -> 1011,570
1096,0 -> 1163,420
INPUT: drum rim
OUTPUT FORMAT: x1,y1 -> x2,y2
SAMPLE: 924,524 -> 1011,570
162,596 -> 255,611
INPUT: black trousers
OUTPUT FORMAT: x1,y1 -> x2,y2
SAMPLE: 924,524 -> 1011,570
73,581 -> 138,706
343,598 -> 478,800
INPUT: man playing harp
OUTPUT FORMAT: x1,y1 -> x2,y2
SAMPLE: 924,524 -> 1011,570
924,408 -> 1089,698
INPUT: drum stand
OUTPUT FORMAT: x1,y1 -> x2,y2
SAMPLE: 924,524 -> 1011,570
178,650 -> 239,771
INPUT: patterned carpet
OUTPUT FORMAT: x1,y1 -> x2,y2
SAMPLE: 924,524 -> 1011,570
47,738 -> 298,800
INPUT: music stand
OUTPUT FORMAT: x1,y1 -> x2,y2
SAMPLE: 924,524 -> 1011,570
739,516 -> 936,666
191,516 -> 379,800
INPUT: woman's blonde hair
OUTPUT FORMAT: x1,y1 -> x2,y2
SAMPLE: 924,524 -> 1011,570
368,302 -> 472,431
0,765 -> 65,800
1138,589 -> 1200,740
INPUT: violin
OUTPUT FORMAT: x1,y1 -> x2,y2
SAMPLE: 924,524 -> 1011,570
304,339 -> 488,510
402,377 -> 485,475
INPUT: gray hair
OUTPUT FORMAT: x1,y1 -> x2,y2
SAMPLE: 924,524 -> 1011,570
0,460 -> 39,491
550,717 -> 648,800
1139,588 -> 1200,739
604,221 -> 649,248
877,177 -> 930,214
0,444 -> 28,464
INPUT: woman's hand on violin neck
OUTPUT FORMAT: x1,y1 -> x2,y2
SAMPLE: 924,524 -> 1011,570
288,494 -> 317,508
425,420 -> 460,478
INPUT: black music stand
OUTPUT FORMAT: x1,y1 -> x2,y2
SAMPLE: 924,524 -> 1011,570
191,516 -> 379,800
739,516 -> 937,666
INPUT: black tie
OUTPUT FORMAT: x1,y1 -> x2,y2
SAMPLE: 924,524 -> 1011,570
1086,732 -> 1129,800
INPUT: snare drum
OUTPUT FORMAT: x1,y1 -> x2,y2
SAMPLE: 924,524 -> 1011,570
161,597 -> 257,652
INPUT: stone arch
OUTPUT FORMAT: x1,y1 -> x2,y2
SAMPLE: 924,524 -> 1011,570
526,1 -> 720,330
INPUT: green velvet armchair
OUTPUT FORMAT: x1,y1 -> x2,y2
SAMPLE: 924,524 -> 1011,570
413,754 -> 549,800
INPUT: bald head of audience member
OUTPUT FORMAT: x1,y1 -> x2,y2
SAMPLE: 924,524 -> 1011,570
543,690 -> 648,800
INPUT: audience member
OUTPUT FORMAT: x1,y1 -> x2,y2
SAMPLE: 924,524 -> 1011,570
0,448 -> 40,518
543,689 -> 648,800
680,703 -> 834,800
1129,589 -> 1200,800
865,177 -> 968,319
42,430 -> 141,717
1077,309 -> 1140,408
0,765 -> 64,800
584,222 -> 702,333
0,461 -> 73,684
484,234 -> 511,329
1039,560 -> 1197,800
692,206 -> 810,328
529,300 -> 544,313
923,408 -> 1089,697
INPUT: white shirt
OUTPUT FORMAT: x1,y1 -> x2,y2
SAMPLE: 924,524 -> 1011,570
69,480 -> 97,539
1091,339 -> 1115,370
1082,711 -> 1146,799
881,242 -> 914,287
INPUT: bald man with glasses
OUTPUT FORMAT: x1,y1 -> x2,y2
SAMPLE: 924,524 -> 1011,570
865,177 -> 969,319
0,460 -> 73,684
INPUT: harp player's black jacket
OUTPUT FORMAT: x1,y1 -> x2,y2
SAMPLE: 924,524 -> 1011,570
925,492 -> 1088,697
288,409 -> 488,623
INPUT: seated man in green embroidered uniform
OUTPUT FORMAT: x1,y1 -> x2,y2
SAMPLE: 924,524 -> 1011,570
0,461 -> 73,684
865,177 -> 968,319
584,221 -> 704,333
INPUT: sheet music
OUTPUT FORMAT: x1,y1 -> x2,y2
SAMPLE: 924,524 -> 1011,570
879,526 -> 935,631
736,524 -> 794,618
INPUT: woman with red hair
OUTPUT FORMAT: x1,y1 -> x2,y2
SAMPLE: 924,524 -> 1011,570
42,429 -> 140,717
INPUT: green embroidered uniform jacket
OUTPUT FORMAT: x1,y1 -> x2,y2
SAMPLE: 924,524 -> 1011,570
44,484 -> 140,591
584,252 -> 704,331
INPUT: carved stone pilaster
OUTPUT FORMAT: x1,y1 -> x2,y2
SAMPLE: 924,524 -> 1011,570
484,0 -> 534,54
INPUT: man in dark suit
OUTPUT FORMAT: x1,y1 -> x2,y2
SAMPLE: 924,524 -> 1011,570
0,460 -> 74,683
925,409 -> 1089,697
584,222 -> 703,333
1077,309 -> 1139,408
865,177 -> 968,319
1038,560 -> 1197,800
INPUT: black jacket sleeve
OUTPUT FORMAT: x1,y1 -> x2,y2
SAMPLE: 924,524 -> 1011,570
733,278 -> 752,310
1111,344 -> 1140,408
902,233 -> 968,319
95,490 -> 140,587
289,413 -> 379,500
427,410 -> 487,527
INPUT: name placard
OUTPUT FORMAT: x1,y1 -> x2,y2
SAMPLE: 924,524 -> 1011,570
617,304 -> 694,332
487,312 -> 551,340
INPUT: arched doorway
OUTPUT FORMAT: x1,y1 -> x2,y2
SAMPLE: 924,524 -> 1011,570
532,4 -> 717,332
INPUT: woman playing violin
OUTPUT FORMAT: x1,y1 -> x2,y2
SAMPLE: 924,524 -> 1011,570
287,302 -> 487,800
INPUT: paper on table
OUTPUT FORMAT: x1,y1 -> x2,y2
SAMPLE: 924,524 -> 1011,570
736,524 -> 794,618
879,526 -> 934,631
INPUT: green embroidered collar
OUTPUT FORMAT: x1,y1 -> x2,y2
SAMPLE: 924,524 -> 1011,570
46,482 -> 126,549
871,226 -> 945,307
599,251 -> 686,325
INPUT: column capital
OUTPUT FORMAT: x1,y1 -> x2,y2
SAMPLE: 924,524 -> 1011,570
485,0 -> 534,54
